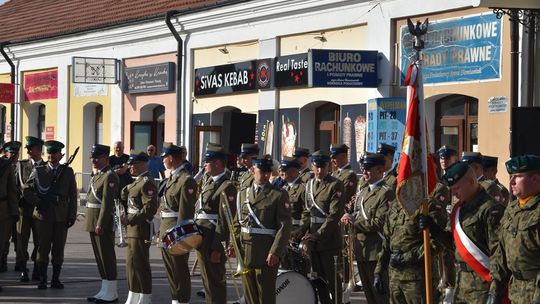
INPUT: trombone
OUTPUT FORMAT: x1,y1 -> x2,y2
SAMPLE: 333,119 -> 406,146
220,191 -> 250,277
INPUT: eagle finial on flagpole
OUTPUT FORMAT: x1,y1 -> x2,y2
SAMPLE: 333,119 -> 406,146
407,17 -> 429,54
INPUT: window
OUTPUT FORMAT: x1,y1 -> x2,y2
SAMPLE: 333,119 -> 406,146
95,105 -> 103,144
436,95 -> 478,154
38,104 -> 45,140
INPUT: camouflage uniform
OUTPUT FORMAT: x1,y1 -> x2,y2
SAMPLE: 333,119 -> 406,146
478,175 -> 505,206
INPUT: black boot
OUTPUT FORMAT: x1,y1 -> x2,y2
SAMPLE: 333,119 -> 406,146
37,264 -> 47,290
31,262 -> 39,281
19,262 -> 29,282
50,264 -> 64,289
0,254 -> 7,273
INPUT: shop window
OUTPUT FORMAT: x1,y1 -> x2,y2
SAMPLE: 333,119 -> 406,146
95,105 -> 103,144
131,104 -> 165,153
436,95 -> 478,155
38,104 -> 45,140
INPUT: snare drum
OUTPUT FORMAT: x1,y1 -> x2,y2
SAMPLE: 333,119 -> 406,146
161,219 -> 203,255
275,270 -> 316,304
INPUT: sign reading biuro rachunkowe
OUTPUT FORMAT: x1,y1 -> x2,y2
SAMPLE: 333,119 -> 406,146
308,49 -> 378,88
194,61 -> 256,96
400,13 -> 502,84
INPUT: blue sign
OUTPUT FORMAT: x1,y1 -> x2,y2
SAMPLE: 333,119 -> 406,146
366,98 -> 406,165
308,49 -> 378,88
401,13 -> 502,84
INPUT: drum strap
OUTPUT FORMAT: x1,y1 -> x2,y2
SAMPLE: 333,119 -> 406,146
86,202 -> 101,209
241,226 -> 276,236
161,211 -> 178,218
308,179 -> 329,217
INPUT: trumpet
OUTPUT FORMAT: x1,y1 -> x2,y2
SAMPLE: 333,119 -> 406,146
114,199 -> 128,248
220,192 -> 250,277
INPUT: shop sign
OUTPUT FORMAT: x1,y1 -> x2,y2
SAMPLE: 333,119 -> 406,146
366,98 -> 407,165
308,49 -> 378,88
24,70 -> 58,102
124,62 -> 175,94
194,60 -> 257,96
256,58 -> 273,90
45,126 -> 54,140
400,13 -> 502,84
74,83 -> 108,97
274,53 -> 308,87
488,96 -> 507,113
0,83 -> 14,103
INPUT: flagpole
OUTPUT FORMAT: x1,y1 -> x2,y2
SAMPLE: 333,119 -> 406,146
409,18 -> 433,304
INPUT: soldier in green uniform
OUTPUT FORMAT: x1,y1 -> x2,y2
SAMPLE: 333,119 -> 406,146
234,156 -> 292,304
120,151 -> 158,304
195,144 -> 236,304
30,140 -> 77,290
488,155 -> 540,304
85,144 -> 120,303
341,153 -> 391,304
16,136 -> 44,282
377,144 -> 397,192
293,147 -> 313,184
0,141 -> 20,291
159,143 -> 198,304
437,161 -> 503,304
461,152 -> 504,206
300,150 -> 344,304
482,155 -> 510,207
238,143 -> 259,190
1,141 -> 21,273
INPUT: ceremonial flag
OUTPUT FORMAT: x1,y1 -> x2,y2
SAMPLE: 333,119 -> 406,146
396,60 -> 438,216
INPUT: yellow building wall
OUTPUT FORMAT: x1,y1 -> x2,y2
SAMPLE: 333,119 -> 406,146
0,73 -> 14,143
68,67 -> 112,174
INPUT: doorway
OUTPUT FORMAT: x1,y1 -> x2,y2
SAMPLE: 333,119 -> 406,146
435,95 -> 478,155
315,102 -> 340,151
130,105 -> 165,153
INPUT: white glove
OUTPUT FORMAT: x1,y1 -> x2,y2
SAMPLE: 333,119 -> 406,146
443,287 -> 455,304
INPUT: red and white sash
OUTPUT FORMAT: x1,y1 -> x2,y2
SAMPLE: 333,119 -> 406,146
451,202 -> 491,282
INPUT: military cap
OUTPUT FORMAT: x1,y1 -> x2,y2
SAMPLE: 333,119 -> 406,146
441,161 -> 471,187
253,154 -> 274,172
361,153 -> 386,167
377,143 -> 396,156
310,150 -> 331,167
44,140 -> 65,154
240,143 -> 259,157
90,144 -> 110,158
3,141 -> 22,153
25,136 -> 44,148
461,151 -> 483,164
482,155 -> 498,169
279,156 -> 301,170
203,143 -> 227,161
293,147 -> 311,158
505,155 -> 540,174
161,142 -> 185,157
330,143 -> 349,157
437,145 -> 457,158
127,151 -> 149,164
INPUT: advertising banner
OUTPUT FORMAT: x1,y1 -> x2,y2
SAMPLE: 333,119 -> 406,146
0,83 -> 14,103
367,98 -> 407,165
24,70 -> 58,102
194,61 -> 257,96
124,62 -> 175,94
278,108 -> 299,159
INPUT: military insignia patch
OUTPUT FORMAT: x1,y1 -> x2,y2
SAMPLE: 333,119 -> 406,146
146,190 -> 154,196
188,188 -> 194,194
285,201 -> 290,209
336,191 -> 342,197
438,195 -> 445,201
349,181 -> 354,186
228,196 -> 234,202
109,182 -> 116,188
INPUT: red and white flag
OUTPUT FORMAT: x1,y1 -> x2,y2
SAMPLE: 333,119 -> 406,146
396,60 -> 438,216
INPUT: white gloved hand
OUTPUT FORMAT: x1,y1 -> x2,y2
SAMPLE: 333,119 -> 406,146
443,287 -> 455,304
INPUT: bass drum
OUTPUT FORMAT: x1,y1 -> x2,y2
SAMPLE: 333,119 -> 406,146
275,270 -> 317,304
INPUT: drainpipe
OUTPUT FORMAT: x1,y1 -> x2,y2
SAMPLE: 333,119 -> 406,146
509,10 -> 519,156
165,11 -> 184,146
0,42 -> 15,142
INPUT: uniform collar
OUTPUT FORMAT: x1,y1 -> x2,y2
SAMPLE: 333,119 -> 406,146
369,178 -> 384,191
171,163 -> 186,177
338,163 -> 351,172
211,171 -> 226,182
135,171 -> 150,180
287,176 -> 301,187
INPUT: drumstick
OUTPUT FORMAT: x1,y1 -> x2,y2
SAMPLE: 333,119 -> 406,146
191,256 -> 199,276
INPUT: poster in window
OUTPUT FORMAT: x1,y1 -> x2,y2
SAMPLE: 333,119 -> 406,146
257,110 -> 274,156
278,108 -> 299,159
341,104 -> 367,172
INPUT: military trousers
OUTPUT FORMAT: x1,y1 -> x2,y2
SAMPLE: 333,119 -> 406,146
89,231 -> 117,280
311,248 -> 342,304
126,237 -> 152,294
0,217 -> 10,259
241,265 -> 279,304
357,260 -> 389,304
3,221 -> 17,255
161,248 -> 190,302
454,269 -> 489,304
16,214 -> 39,264
197,246 -> 227,304
36,220 -> 67,266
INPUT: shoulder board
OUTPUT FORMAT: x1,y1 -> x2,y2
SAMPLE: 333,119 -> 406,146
381,184 -> 390,191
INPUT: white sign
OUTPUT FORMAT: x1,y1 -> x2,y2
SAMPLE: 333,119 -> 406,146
72,57 -> 118,84
74,83 -> 108,97
488,96 -> 508,113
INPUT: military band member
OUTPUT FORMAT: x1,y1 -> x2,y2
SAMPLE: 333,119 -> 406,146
293,147 -> 313,184
85,144 -> 120,303
439,161 -> 503,304
0,142 -> 20,291
159,143 -> 198,304
488,155 -> 540,304
330,144 -> 358,212
238,143 -> 259,189
482,155 -> 510,207
300,150 -> 344,304
341,153 -> 390,304
195,144 -> 236,304
16,136 -> 44,282
30,140 -> 77,290
461,152 -> 504,206
120,152 -> 158,304
377,143 -> 397,192
233,156 -> 292,304
1,141 -> 21,274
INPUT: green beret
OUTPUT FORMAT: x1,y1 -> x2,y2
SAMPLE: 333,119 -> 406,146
311,150 -> 331,167
44,140 -> 65,154
330,143 -> 349,157
3,141 -> 22,153
25,136 -> 44,148
441,161 -> 471,187
505,155 -> 540,174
